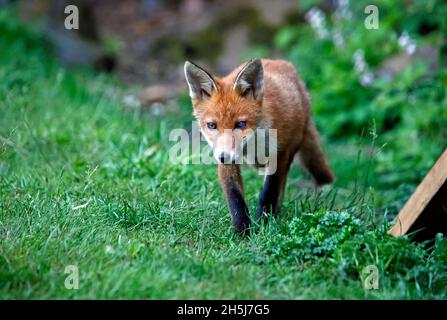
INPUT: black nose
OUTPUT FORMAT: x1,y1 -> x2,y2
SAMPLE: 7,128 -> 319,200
219,152 -> 228,164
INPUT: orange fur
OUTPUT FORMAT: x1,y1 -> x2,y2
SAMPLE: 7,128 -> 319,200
185,59 -> 334,235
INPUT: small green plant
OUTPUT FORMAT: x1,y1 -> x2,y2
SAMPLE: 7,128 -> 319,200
265,210 -> 361,263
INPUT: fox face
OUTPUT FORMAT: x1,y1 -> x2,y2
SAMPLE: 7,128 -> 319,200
184,59 -> 264,164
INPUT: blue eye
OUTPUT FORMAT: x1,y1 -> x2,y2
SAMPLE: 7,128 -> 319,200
207,122 -> 217,130
235,121 -> 247,129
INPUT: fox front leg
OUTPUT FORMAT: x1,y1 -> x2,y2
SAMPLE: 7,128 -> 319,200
218,164 -> 251,235
256,151 -> 294,222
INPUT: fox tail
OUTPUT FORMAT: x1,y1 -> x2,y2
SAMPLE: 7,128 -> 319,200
297,119 -> 335,186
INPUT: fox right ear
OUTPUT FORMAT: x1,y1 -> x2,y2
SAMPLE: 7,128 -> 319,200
184,61 -> 217,101
233,58 -> 263,100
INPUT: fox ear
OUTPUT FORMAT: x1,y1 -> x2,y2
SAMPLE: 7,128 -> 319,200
233,58 -> 264,100
184,61 -> 217,101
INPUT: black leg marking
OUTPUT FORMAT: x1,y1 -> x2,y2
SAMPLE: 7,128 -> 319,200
227,185 -> 251,235
256,174 -> 281,222
256,151 -> 294,222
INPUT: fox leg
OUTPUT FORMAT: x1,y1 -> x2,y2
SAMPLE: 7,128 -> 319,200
218,164 -> 251,235
298,119 -> 335,186
256,151 -> 294,222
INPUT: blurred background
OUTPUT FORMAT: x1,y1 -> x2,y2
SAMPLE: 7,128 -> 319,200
13,0 -> 301,82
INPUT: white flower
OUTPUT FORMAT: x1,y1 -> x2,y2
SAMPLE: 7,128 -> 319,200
398,31 -> 417,55
353,49 -> 374,87
353,49 -> 367,73
333,29 -> 345,48
337,0 -> 352,19
360,72 -> 374,86
305,7 -> 329,39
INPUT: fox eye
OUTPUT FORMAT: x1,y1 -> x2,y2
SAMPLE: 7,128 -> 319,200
235,121 -> 247,129
207,122 -> 217,130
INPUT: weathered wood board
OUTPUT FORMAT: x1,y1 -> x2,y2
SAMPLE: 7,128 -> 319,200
389,148 -> 447,241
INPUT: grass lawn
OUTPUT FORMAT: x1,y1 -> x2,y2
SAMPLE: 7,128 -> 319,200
1,10 -> 446,299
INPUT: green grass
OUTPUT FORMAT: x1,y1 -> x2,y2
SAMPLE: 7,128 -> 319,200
1,9 -> 447,299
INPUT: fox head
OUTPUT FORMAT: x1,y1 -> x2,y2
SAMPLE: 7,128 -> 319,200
184,58 -> 265,164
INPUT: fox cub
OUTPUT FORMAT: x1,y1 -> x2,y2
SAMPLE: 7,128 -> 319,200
184,58 -> 334,235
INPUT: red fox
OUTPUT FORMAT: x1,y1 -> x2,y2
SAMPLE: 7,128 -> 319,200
184,58 -> 335,235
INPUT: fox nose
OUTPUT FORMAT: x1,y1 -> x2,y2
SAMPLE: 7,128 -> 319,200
219,152 -> 230,164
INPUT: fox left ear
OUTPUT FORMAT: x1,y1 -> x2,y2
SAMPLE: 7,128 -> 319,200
184,61 -> 218,101
233,58 -> 264,100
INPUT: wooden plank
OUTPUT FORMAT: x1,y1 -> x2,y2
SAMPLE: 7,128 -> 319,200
389,148 -> 447,237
